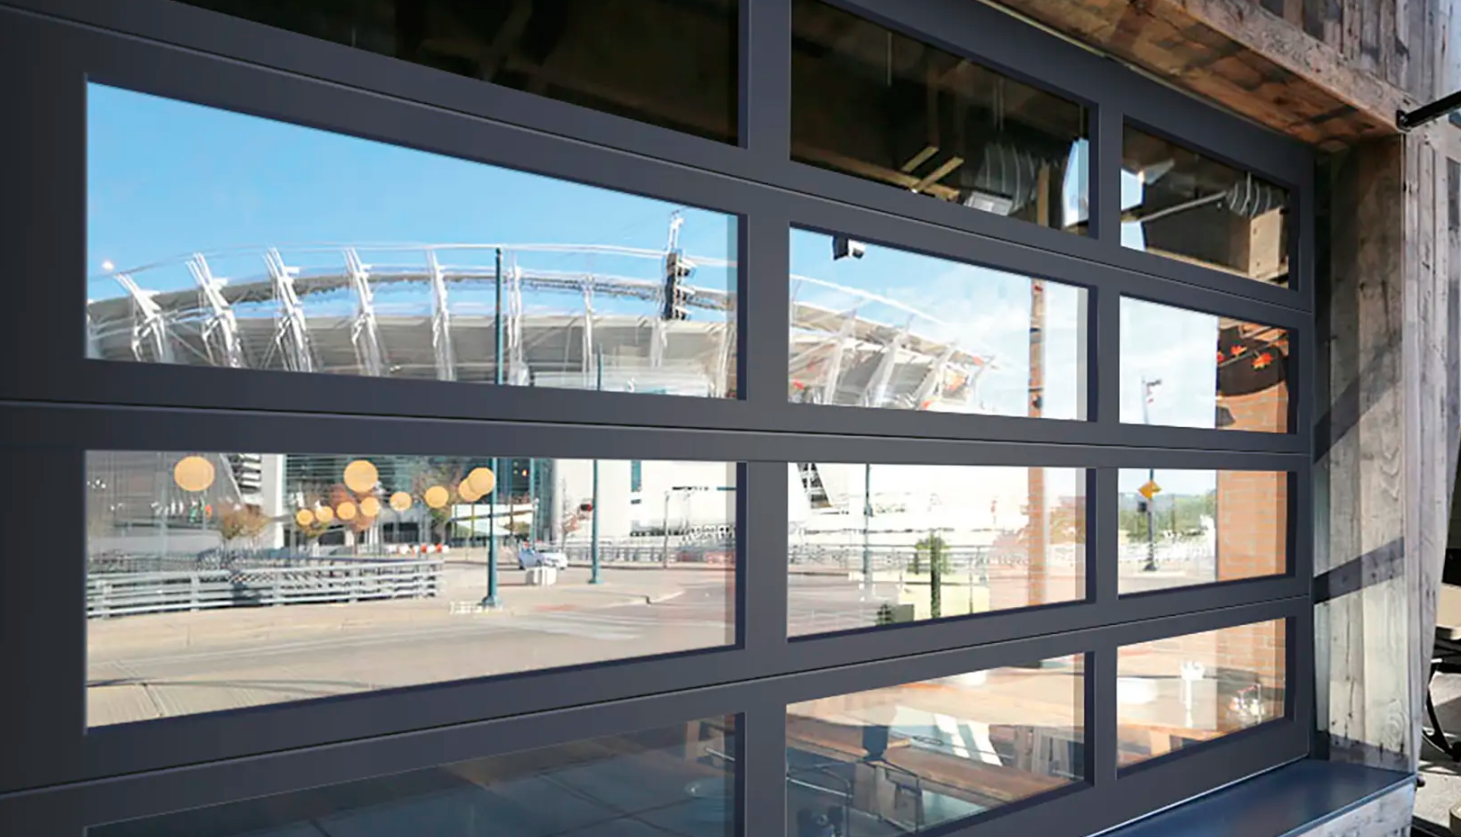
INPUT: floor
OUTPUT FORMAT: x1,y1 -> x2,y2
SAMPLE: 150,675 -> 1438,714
1418,672 -> 1461,833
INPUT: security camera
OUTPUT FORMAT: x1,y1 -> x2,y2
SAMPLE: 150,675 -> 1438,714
832,236 -> 866,260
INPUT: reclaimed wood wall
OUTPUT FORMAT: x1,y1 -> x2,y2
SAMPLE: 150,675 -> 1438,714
1249,0 -> 1444,101
1314,121 -> 1459,779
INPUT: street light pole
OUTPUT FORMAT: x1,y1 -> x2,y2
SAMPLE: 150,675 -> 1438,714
862,463 -> 873,597
591,347 -> 603,584
1142,377 -> 1161,573
662,489 -> 673,569
482,248 -> 506,608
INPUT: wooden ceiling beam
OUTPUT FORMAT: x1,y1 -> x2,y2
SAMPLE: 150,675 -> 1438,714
983,0 -> 1418,149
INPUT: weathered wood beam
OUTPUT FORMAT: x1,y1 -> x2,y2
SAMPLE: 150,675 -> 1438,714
984,0 -> 1416,149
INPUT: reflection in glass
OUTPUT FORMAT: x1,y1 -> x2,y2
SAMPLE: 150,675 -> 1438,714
1118,469 -> 1287,595
791,0 -> 1089,232
87,83 -> 738,397
94,717 -> 738,837
786,658 -> 1083,835
1116,620 -> 1285,767
1120,299 -> 1290,433
1122,125 -> 1290,285
789,230 -> 1087,418
86,451 -> 735,726
787,464 -> 1085,636
171,0 -> 738,143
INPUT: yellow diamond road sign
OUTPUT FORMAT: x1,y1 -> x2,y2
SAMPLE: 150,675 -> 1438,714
1138,480 -> 1161,501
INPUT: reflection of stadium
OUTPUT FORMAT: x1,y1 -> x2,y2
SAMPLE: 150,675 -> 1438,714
88,227 -> 997,412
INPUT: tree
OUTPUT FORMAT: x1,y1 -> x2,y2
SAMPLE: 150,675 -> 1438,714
915,533 -> 949,619
412,462 -> 465,545
219,504 -> 270,549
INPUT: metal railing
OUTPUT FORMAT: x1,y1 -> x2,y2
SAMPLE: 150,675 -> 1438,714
559,540 -> 735,565
87,559 -> 443,618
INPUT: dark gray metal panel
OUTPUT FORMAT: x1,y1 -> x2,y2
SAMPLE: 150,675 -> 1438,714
1092,468 -> 1120,611
0,0 -> 1319,830
0,599 -> 1309,833
743,0 -> 790,165
741,202 -> 789,409
0,6 -> 1316,447
0,402 -> 1311,470
741,462 -> 789,666
0,449 -> 87,794
0,0 -> 1314,321
1094,104 -> 1125,249
1090,647 -> 1119,788
738,697 -> 787,837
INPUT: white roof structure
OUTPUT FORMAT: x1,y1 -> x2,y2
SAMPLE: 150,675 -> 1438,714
88,241 -> 996,410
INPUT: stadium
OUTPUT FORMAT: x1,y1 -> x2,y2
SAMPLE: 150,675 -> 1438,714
83,215 -> 1052,568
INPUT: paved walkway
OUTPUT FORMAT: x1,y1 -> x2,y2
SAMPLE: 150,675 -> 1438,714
87,565 -> 731,727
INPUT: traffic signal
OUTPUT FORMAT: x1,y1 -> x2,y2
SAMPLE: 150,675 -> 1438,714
662,249 -> 695,320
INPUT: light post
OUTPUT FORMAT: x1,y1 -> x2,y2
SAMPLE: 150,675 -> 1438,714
465,465 -> 498,608
861,463 -> 873,598
662,489 -> 673,569
1142,377 -> 1162,572
591,347 -> 603,584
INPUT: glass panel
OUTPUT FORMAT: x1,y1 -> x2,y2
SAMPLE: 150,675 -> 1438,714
1122,125 -> 1290,286
93,716 -> 738,837
171,0 -> 738,143
87,83 -> 738,397
86,451 -> 735,726
1120,298 -> 1290,433
790,230 -> 1087,418
791,0 -> 1089,232
1116,619 -> 1286,768
786,656 -> 1083,835
788,464 -> 1085,636
1118,469 -> 1288,595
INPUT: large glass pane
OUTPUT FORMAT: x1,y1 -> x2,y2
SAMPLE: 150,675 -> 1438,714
786,657 -> 1083,835
790,230 -> 1087,418
1122,125 -> 1290,286
94,716 -> 738,837
87,451 -> 735,726
1119,469 -> 1288,595
171,0 -> 738,143
87,83 -> 738,397
788,464 -> 1085,636
1120,298 -> 1290,433
791,0 -> 1089,232
1117,620 -> 1286,768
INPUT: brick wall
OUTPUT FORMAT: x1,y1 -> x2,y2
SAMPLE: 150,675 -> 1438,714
1214,379 -> 1289,731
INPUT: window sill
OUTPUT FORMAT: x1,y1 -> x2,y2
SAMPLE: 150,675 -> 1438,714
1099,759 -> 1413,837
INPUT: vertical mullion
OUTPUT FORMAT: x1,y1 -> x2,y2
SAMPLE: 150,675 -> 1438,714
739,695 -> 788,837
1091,285 -> 1121,429
1091,103 -> 1124,246
1092,467 -> 1119,607
739,197 -> 791,409
743,0 -> 792,165
1088,646 -> 1119,788
740,461 -> 789,663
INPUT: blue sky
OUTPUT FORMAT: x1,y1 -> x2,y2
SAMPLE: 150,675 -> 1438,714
86,83 -> 735,319
88,82 -> 1224,494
